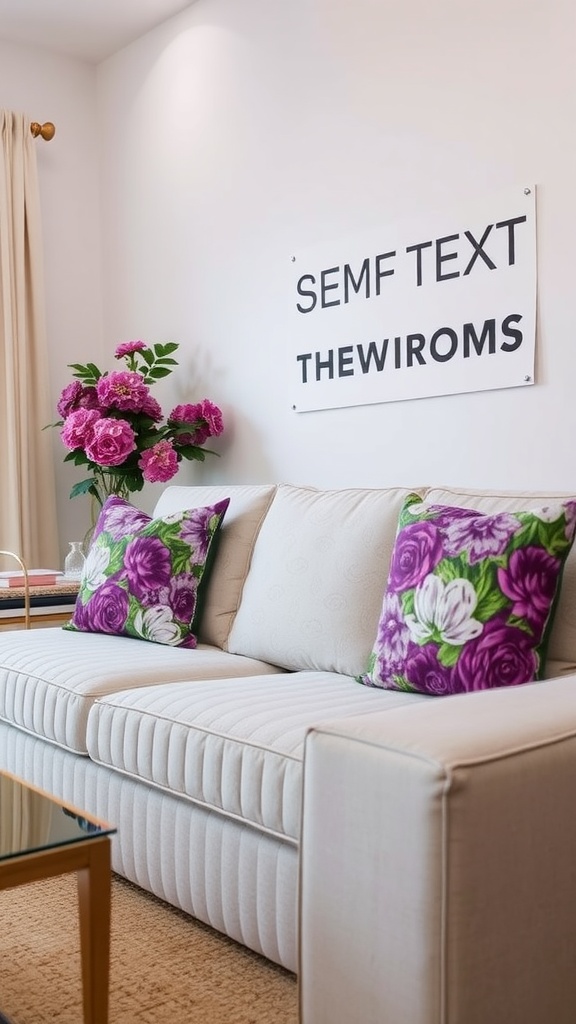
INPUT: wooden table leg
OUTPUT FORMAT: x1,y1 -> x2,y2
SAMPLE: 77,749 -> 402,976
76,837 -> 112,1024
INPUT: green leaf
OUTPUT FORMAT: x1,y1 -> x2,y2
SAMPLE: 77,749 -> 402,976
140,348 -> 155,367
469,561 -> 508,622
397,494 -> 424,529
155,357 -> 178,366
508,614 -> 534,635
476,588 -> 509,622
510,515 -> 569,558
542,520 -> 571,557
137,436 -> 164,453
437,643 -> 461,668
401,589 -> 415,618
391,674 -> 417,694
107,546 -> 129,576
178,448 -> 207,462
119,473 -> 143,493
69,361 -> 100,384
472,559 -> 497,600
147,366 -> 173,379
69,478 -> 96,499
170,538 -> 195,575
71,450 -> 91,466
436,556 -> 469,583
154,342 -> 179,356
476,590 -> 507,620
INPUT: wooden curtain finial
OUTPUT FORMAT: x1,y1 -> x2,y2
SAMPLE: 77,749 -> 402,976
30,121 -> 56,141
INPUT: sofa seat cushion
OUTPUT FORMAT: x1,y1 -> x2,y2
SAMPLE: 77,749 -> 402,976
86,672 -> 428,842
0,628 -> 282,755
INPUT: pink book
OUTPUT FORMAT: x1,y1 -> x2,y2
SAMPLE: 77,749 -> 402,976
0,570 -> 63,588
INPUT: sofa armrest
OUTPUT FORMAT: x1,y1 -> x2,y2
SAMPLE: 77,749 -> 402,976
299,677 -> 576,1024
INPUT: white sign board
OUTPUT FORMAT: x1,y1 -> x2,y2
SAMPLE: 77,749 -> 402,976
288,185 -> 536,412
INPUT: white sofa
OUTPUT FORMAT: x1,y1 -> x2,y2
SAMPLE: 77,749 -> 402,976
2,482 -> 576,1024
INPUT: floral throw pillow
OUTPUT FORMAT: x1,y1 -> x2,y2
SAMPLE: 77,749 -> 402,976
358,493 -> 576,696
66,495 -> 229,648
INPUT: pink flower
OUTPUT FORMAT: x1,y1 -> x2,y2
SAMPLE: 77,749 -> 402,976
57,381 -> 83,417
115,340 -> 147,359
168,402 -> 209,446
60,408 -> 101,450
139,440 -> 179,483
79,386 -> 100,410
169,402 -> 202,424
444,512 -> 520,565
57,381 -> 100,418
168,400 -> 223,445
85,418 -> 137,466
498,547 -> 561,634
200,398 -> 224,437
52,339 -> 224,504
96,370 -> 150,412
141,394 -> 163,422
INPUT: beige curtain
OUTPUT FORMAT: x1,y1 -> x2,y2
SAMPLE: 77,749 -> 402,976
0,110 -> 59,567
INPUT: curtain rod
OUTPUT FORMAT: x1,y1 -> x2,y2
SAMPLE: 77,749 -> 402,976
30,121 -> 55,141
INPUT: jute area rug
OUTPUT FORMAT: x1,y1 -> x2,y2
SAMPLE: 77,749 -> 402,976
0,873 -> 298,1023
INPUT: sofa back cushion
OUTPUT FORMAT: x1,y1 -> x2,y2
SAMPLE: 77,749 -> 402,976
153,484 -> 277,648
424,487 -> 576,670
227,484 -> 423,676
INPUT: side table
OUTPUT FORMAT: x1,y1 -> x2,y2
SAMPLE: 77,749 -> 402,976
0,582 -> 80,630
0,770 -> 116,1024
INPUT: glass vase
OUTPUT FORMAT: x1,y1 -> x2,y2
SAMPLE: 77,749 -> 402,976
63,541 -> 86,581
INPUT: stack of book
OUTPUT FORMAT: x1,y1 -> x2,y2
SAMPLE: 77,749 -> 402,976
0,569 -> 64,589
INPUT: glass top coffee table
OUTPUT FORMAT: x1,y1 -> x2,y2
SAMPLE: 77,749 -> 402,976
0,769 -> 116,1024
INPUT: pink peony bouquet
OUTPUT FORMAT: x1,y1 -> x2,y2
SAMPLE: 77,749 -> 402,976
53,340 -> 223,505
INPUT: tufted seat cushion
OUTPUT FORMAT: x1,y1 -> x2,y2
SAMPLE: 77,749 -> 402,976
0,628 -> 282,755
86,672 -> 428,841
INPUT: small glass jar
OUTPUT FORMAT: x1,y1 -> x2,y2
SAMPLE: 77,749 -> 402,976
63,541 -> 86,581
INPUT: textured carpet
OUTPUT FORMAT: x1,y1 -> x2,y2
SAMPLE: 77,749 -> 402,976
0,873 -> 298,1023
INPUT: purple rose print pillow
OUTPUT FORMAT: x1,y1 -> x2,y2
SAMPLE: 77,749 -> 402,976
358,493 -> 576,696
66,495 -> 229,648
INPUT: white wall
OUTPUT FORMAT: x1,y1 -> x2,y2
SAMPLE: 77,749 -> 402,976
3,0 -> 576,562
0,38 -> 103,559
95,0 -> 576,495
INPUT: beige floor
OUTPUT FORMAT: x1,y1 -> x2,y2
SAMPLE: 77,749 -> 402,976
0,872 -> 298,1023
